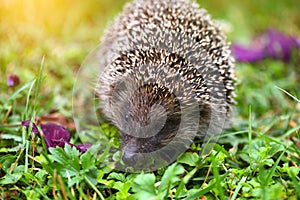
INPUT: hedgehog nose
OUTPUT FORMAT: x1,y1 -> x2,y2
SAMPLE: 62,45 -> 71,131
122,151 -> 137,164
122,145 -> 138,164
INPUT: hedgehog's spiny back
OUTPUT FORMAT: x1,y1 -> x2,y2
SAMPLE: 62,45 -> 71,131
97,0 -> 235,116
96,0 -> 235,165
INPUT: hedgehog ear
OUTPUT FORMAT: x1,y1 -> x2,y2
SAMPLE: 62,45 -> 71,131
112,75 -> 140,103
111,78 -> 132,108
114,79 -> 127,96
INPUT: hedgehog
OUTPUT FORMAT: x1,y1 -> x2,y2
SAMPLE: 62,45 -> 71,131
96,0 -> 235,169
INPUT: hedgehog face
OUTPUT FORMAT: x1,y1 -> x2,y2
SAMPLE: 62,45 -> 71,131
114,84 -> 181,164
119,111 -> 181,164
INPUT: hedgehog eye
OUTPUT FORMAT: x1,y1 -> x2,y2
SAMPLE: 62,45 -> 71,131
125,113 -> 129,123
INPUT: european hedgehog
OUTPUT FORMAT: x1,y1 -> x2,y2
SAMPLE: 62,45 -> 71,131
96,0 -> 235,168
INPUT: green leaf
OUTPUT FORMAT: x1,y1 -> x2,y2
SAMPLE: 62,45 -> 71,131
22,190 -> 41,200
231,176 -> 247,200
108,172 -> 126,182
80,151 -> 98,185
287,167 -> 300,177
289,169 -> 300,198
49,145 -> 80,176
80,151 -> 95,171
177,152 -> 199,166
113,181 -> 132,199
0,134 -> 22,142
0,146 -> 23,153
68,175 -> 84,187
158,163 -> 184,199
0,154 -> 16,173
132,173 -> 157,200
211,155 -> 225,200
0,173 -> 22,185
114,181 -> 132,192
176,167 -> 198,199
268,142 -> 285,156
185,182 -> 217,200
85,166 -> 98,186
35,169 -> 47,182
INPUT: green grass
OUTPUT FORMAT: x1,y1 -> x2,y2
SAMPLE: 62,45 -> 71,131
1,0 -> 300,199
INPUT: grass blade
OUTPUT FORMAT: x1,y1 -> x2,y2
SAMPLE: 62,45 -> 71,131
33,56 -> 45,112
248,105 -> 253,162
231,176 -> 247,200
8,80 -> 36,101
275,86 -> 300,103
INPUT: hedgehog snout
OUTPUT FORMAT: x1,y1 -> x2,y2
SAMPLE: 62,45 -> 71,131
122,143 -> 138,164
121,134 -> 153,164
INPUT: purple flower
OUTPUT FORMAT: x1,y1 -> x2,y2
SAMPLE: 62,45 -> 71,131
233,28 -> 300,63
265,29 -> 300,61
75,144 -> 93,153
7,74 -> 20,87
21,120 -> 40,135
232,43 -> 265,62
40,123 -> 71,148
22,120 -> 91,153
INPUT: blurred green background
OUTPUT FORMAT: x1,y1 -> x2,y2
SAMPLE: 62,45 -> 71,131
0,0 -> 299,117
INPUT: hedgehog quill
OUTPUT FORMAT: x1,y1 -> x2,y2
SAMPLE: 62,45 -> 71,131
96,0 -> 235,170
